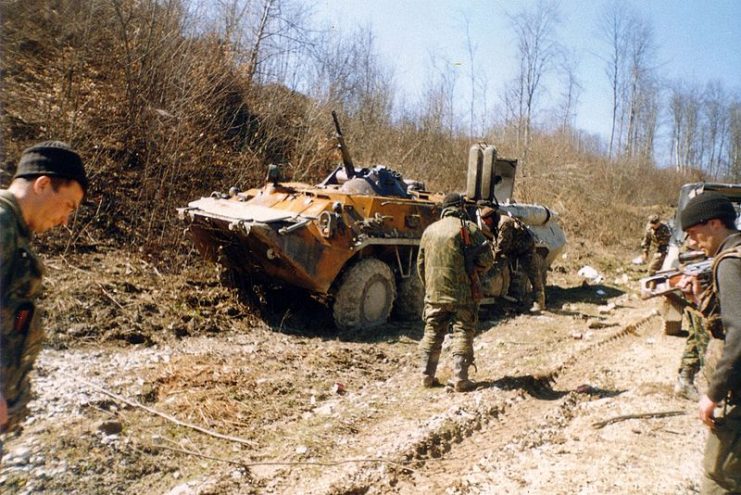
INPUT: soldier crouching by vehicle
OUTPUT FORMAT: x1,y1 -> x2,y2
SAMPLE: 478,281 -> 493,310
480,206 -> 546,312
417,193 -> 493,392
641,214 -> 671,276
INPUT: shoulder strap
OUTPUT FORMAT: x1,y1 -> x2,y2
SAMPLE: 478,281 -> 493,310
710,237 -> 741,297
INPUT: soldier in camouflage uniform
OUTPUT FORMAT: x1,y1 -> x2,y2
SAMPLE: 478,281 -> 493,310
641,214 -> 672,275
484,208 -> 546,312
678,191 -> 741,493
418,193 -> 493,392
1,142 -> 87,453
675,305 -> 711,400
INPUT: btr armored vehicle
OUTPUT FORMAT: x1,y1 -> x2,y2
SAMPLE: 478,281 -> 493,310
179,114 -> 566,331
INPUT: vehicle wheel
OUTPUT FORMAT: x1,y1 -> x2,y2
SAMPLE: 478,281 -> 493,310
333,259 -> 396,331
394,268 -> 424,321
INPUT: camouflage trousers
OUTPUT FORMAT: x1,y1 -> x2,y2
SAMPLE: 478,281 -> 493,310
647,251 -> 667,276
509,252 -> 545,305
420,302 -> 478,361
680,307 -> 710,374
702,405 -> 741,494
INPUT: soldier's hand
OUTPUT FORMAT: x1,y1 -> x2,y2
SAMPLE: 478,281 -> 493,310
678,274 -> 703,305
699,394 -> 717,428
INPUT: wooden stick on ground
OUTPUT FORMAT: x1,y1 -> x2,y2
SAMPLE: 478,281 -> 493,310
592,410 -> 686,429
63,372 -> 258,447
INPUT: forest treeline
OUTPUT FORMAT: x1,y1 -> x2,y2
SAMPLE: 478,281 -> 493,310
0,0 -> 738,258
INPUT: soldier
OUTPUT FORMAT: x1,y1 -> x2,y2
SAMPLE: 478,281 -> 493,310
484,207 -> 546,312
641,214 -> 672,275
479,206 -> 498,240
674,305 -> 710,400
1,142 -> 87,451
678,191 -> 741,493
418,192 -> 493,392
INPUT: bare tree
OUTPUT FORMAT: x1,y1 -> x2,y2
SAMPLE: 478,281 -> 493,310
669,81 -> 703,171
729,99 -> 741,180
702,81 -> 730,178
597,0 -> 633,159
555,49 -> 582,134
623,16 -> 658,162
506,0 -> 562,159
211,0 -> 312,87
461,13 -> 479,138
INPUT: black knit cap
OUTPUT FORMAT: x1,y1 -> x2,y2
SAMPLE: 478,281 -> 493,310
13,141 -> 88,194
680,191 -> 737,231
441,192 -> 464,209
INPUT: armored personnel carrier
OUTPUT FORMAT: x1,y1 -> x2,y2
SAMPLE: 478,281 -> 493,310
178,113 -> 566,332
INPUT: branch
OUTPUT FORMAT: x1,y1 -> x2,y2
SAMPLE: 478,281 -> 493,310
592,410 -> 685,429
62,372 -> 258,447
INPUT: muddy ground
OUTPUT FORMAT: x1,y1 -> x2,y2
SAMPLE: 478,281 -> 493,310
0,249 -> 709,494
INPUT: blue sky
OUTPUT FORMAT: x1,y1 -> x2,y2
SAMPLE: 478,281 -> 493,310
312,0 -> 740,156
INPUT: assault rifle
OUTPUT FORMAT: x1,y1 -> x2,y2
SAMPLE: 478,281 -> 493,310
460,218 -> 490,301
639,250 -> 712,301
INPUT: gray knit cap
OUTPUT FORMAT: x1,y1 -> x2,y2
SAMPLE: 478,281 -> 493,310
680,191 -> 736,231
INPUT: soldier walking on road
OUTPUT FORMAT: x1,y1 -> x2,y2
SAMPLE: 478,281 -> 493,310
418,193 -> 493,392
641,214 -> 671,275
1,142 -> 87,458
678,192 -> 741,493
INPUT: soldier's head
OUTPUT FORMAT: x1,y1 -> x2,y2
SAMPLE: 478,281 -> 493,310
441,192 -> 464,210
9,141 -> 87,233
648,214 -> 660,228
680,191 -> 738,256
480,206 -> 499,230
440,192 -> 466,219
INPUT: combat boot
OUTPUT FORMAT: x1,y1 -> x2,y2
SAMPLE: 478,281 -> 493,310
530,292 -> 546,313
448,355 -> 476,392
421,351 -> 441,388
674,367 -> 699,401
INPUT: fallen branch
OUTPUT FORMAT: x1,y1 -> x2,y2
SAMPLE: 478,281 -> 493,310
592,410 -> 686,429
95,283 -> 126,311
62,372 -> 258,447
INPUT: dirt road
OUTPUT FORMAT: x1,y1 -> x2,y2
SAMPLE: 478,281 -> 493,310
0,252 -> 707,494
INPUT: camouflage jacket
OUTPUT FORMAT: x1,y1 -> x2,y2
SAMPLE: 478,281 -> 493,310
0,189 -> 45,431
494,215 -> 534,258
417,208 -> 493,305
640,222 -> 671,254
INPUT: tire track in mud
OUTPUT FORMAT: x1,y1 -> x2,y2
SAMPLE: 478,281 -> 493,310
294,310 -> 660,495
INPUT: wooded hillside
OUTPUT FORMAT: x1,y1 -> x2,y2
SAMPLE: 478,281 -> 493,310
1,0 -> 737,259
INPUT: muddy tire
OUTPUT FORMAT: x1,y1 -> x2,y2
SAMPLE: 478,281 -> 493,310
394,269 -> 424,321
333,259 -> 396,331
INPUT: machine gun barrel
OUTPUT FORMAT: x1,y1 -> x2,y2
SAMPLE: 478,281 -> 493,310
331,110 -> 355,180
